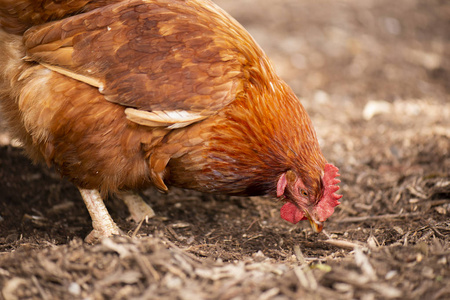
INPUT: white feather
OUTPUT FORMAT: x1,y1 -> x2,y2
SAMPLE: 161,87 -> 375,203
125,108 -> 207,129
39,62 -> 104,90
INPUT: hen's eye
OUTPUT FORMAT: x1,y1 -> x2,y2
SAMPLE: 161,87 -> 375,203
301,190 -> 308,197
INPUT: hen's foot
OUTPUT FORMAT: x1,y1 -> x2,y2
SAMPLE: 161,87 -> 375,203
117,191 -> 155,223
78,188 -> 120,243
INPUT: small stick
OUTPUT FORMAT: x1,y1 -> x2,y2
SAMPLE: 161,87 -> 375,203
334,212 -> 420,223
133,253 -> 160,281
322,239 -> 366,250
293,245 -> 318,290
293,245 -> 307,265
31,276 -> 49,300
162,237 -> 204,264
131,217 -> 146,239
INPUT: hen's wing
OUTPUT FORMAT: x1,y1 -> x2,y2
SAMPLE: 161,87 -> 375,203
0,0 -> 123,34
23,0 -> 246,128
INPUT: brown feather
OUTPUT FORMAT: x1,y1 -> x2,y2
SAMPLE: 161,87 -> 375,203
22,0 -> 247,117
0,0 -> 123,34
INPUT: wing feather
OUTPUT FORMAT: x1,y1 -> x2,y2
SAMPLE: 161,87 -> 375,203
124,108 -> 207,129
38,63 -> 104,89
22,0 -> 249,127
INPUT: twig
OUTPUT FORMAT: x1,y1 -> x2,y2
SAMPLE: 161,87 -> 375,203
417,229 -> 434,242
322,239 -> 367,250
293,245 -> 307,265
432,286 -> 450,300
246,219 -> 258,231
293,245 -> 318,290
31,276 -> 50,300
354,247 -> 377,280
294,267 -> 310,289
161,237 -> 204,264
166,226 -> 186,241
133,253 -> 160,282
334,212 -> 421,223
131,217 -> 146,239
418,199 -> 450,206
258,287 -> 280,300
430,227 -> 445,238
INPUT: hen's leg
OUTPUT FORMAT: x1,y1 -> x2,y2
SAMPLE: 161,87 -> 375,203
116,191 -> 155,223
78,188 -> 120,243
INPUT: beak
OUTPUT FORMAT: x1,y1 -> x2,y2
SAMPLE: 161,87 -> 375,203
304,210 -> 324,233
308,218 -> 324,233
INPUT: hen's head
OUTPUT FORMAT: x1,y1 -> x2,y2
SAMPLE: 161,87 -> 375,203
277,163 -> 342,232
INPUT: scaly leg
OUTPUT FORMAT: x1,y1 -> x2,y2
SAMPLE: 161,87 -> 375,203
116,191 -> 155,223
78,188 -> 120,243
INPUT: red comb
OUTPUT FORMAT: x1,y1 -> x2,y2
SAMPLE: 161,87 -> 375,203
315,163 -> 342,221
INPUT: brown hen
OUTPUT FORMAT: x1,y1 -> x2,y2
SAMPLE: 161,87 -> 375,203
0,0 -> 341,242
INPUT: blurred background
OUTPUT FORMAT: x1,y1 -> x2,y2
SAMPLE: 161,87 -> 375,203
215,0 -> 449,104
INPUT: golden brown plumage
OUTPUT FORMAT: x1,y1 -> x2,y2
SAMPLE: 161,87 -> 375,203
0,0 -> 341,241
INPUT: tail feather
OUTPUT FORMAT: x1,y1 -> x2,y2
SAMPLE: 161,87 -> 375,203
0,0 -> 121,34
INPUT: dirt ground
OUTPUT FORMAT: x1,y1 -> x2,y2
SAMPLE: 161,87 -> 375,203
0,0 -> 449,299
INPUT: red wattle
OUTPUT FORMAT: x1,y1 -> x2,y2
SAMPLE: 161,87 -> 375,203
280,202 -> 306,224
